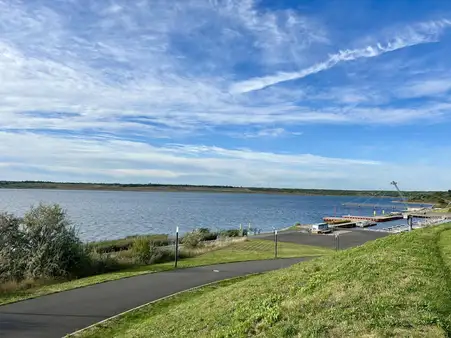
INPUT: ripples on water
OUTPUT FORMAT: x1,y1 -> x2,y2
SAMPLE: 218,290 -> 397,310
0,189 -> 410,242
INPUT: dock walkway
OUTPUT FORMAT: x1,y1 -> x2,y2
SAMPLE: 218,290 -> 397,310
324,215 -> 403,223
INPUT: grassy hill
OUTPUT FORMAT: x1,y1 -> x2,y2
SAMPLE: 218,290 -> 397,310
77,223 -> 451,337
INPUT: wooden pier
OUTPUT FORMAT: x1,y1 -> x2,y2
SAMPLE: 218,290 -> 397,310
324,214 -> 404,223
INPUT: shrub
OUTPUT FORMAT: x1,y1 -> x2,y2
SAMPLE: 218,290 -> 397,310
197,228 -> 219,241
0,203 -> 91,282
131,237 -> 152,264
219,229 -> 242,237
21,203 -> 89,280
149,247 -> 174,264
82,251 -> 123,277
0,212 -> 27,281
182,230 -> 205,248
148,247 -> 192,264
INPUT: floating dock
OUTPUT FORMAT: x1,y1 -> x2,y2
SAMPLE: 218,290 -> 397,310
329,222 -> 357,228
341,202 -> 403,209
324,214 -> 404,223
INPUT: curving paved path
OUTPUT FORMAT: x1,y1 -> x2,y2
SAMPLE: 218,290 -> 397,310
0,257 -> 313,338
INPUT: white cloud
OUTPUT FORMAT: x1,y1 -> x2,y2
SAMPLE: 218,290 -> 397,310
397,78 -> 451,98
0,131 -> 382,186
230,19 -> 451,94
232,128 -> 303,138
0,131 -> 449,190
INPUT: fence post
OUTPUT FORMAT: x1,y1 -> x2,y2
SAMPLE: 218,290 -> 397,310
335,233 -> 340,251
274,229 -> 278,259
175,226 -> 179,268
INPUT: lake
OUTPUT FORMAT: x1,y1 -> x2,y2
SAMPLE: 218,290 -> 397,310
0,189 -> 412,242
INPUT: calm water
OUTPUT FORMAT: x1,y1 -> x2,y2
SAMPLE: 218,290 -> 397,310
0,189 -> 411,242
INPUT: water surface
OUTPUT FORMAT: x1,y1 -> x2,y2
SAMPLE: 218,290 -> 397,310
0,189 -> 412,242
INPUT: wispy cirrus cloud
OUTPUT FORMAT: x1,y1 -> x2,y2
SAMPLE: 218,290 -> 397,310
230,19 -> 451,94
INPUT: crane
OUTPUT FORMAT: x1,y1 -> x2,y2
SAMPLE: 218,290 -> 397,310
390,181 -> 409,211
390,181 -> 409,210
391,181 -> 414,231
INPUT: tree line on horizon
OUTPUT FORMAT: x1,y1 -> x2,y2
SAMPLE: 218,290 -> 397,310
0,180 -> 449,200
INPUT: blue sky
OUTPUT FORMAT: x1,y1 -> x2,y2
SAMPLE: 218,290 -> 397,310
0,0 -> 450,190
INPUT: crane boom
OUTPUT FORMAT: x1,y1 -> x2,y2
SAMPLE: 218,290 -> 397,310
390,181 -> 409,211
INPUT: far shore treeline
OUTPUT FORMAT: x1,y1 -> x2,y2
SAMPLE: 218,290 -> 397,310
0,180 -> 450,205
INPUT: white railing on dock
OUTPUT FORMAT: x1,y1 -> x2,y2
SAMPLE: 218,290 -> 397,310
370,217 -> 449,233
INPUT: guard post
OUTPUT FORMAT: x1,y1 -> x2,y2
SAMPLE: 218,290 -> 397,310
175,226 -> 179,268
335,232 -> 340,251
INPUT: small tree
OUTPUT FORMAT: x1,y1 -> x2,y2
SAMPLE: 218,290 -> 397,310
21,203 -> 88,279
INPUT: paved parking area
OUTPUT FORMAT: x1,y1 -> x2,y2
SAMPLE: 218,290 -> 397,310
256,229 -> 389,249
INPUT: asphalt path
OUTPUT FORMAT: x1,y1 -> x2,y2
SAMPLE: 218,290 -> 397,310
257,228 -> 389,249
0,257 -> 312,338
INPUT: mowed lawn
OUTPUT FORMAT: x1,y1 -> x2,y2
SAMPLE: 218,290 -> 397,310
0,238 -> 331,306
173,239 -> 331,268
75,223 -> 451,338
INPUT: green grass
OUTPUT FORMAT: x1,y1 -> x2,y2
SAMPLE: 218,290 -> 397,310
433,208 -> 451,213
74,223 -> 451,338
173,239 -> 330,268
0,239 -> 330,306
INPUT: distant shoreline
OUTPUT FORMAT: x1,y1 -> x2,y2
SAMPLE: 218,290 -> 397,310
0,182 -> 444,204
0,182 -> 401,198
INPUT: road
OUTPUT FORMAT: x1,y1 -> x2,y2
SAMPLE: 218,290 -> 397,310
0,258 -> 312,338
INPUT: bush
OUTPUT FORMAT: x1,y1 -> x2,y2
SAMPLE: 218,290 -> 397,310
0,212 -> 27,281
131,237 -> 152,264
0,203 -> 91,282
197,228 -> 219,241
182,230 -> 205,248
82,251 -> 123,277
22,204 -> 89,280
219,229 -> 242,237
148,247 -> 192,265
148,247 -> 175,264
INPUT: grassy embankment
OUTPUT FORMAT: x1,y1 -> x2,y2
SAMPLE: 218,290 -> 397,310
0,237 -> 331,306
75,223 -> 451,338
